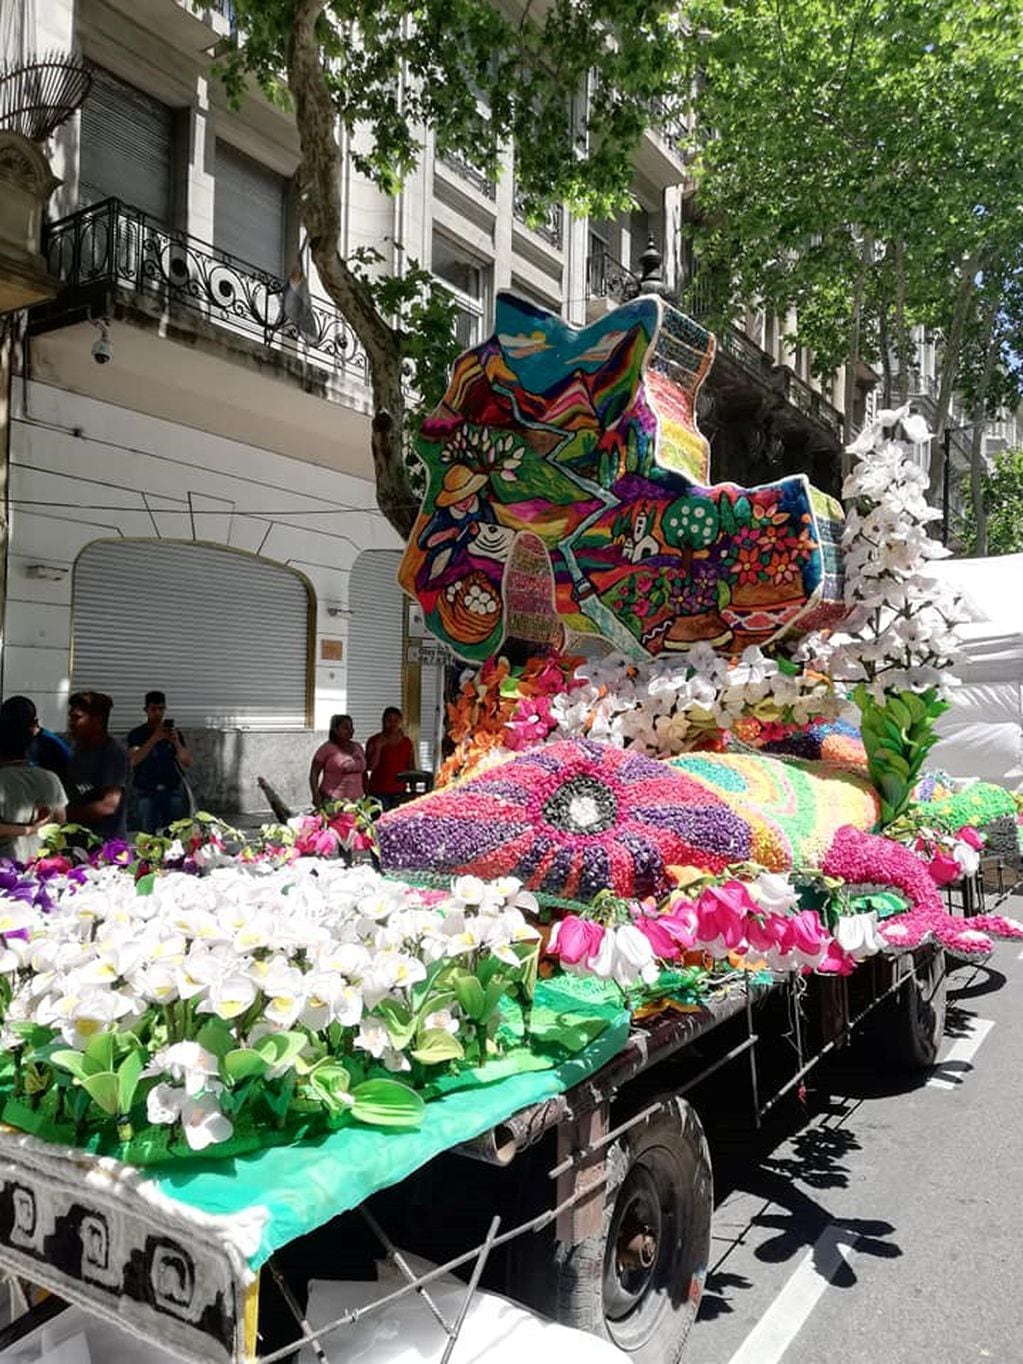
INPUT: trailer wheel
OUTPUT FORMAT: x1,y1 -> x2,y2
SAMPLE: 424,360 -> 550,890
885,946 -> 947,1071
553,1096 -> 712,1364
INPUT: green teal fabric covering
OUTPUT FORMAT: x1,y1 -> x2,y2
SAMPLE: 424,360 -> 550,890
152,983 -> 630,1269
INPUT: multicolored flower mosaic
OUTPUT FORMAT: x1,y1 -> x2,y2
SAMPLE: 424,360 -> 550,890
378,739 -> 755,900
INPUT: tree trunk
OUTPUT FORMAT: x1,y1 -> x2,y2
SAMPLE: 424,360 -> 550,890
893,238 -> 909,405
841,232 -> 872,482
286,0 -> 417,540
968,291 -> 1000,558
928,251 -> 979,504
878,295 -> 892,407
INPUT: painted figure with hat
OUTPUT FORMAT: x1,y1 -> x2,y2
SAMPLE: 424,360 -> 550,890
416,463 -> 501,582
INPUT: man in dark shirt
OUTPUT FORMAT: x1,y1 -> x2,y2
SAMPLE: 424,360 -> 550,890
127,690 -> 193,834
66,691 -> 128,841
0,696 -> 71,785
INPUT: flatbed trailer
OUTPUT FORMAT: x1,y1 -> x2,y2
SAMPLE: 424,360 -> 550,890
0,929 -> 955,1364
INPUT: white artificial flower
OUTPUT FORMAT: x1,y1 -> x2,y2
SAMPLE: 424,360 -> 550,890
749,872 -> 799,915
834,912 -> 883,960
354,1015 -> 390,1059
180,1090 -> 234,1151
423,1008 -> 460,1035
153,1041 -> 221,1097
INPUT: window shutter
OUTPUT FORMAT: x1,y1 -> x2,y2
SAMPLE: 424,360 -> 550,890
72,541 -> 311,730
214,140 -> 288,276
79,66 -> 173,223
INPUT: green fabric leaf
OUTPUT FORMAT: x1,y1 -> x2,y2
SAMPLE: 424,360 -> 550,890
223,1049 -> 271,1083
350,1078 -> 425,1129
117,1049 -> 145,1113
81,1071 -> 120,1116
411,1029 -> 465,1065
50,1050 -> 90,1081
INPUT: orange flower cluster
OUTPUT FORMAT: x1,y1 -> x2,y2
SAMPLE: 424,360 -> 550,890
436,653 -> 583,787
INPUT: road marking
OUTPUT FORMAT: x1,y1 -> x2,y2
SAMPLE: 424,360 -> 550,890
927,1017 -> 995,1089
725,1223 -> 858,1364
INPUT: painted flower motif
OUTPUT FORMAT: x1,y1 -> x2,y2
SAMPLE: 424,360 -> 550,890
378,739 -> 753,900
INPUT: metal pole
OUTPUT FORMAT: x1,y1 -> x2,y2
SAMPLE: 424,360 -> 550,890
942,425 -> 951,546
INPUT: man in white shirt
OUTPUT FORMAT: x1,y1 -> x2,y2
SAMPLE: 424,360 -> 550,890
0,714 -> 66,863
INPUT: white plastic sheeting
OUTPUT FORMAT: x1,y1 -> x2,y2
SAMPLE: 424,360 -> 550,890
299,1253 -> 631,1363
927,554 -> 1023,787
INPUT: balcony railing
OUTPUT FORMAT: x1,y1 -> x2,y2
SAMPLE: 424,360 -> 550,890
36,199 -> 369,379
587,248 -> 639,301
512,185 -> 563,250
438,149 -> 497,201
647,97 -> 689,157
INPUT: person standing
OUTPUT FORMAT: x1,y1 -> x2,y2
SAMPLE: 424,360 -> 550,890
0,714 -> 66,863
309,714 -> 366,807
366,707 -> 414,811
66,691 -> 128,841
0,696 -> 71,785
127,691 -> 193,834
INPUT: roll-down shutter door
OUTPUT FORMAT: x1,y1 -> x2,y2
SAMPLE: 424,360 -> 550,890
72,541 -> 311,730
79,66 -> 173,223
214,140 -> 288,276
346,551 -> 405,750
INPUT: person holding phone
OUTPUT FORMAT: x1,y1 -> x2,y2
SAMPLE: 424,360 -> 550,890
127,690 -> 193,834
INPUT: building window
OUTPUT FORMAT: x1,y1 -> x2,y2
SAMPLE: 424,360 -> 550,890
79,65 -> 174,223
214,141 -> 289,277
72,541 -> 311,729
432,233 -> 489,347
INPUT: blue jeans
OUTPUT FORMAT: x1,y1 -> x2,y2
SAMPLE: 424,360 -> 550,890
136,786 -> 189,835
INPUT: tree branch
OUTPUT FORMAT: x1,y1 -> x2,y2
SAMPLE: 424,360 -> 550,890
286,0 -> 417,539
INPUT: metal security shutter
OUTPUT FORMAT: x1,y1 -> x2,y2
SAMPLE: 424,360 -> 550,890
79,66 -> 173,223
418,659 -> 442,770
347,551 -> 404,750
214,140 -> 288,276
72,541 -> 311,730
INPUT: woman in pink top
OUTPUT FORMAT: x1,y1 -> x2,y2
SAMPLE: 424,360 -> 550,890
309,714 -> 367,806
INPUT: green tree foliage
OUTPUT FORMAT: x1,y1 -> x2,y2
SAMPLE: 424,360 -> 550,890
959,449 -> 1023,556
679,0 -> 1023,488
215,0 -> 688,535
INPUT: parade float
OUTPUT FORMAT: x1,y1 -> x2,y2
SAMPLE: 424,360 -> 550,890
0,294 -> 1020,1364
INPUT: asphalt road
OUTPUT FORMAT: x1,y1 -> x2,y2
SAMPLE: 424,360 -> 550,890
689,908 -> 1023,1364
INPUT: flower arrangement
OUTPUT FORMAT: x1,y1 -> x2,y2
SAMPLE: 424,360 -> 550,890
801,407 -> 965,825
0,863 -> 539,1161
546,643 -> 841,758
438,653 -> 585,786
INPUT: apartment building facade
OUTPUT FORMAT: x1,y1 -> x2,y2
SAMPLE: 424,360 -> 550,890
0,0 -> 854,810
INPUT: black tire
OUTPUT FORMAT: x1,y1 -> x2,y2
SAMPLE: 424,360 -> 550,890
886,946 -> 947,1070
553,1096 -> 712,1364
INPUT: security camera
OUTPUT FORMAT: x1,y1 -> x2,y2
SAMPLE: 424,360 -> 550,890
91,321 -> 112,365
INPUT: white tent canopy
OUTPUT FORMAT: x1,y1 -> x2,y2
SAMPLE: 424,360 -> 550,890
926,553 -> 1023,788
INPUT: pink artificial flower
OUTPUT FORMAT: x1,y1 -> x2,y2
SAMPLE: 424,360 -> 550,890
823,826 -> 943,915
745,913 -> 790,956
786,909 -> 830,967
296,823 -> 341,858
633,914 -> 683,961
33,855 -> 71,876
816,940 -> 856,975
505,696 -> 556,751
926,850 -> 961,886
957,826 -> 984,851
693,881 -> 753,956
969,913 -> 1023,940
549,915 -> 605,967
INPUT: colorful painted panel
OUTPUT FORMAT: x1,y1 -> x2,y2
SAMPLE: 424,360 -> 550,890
398,293 -> 847,662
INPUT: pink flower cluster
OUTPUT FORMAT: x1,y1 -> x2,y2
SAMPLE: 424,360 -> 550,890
293,810 -> 375,859
914,825 -> 983,886
548,877 -> 845,985
823,825 -> 944,915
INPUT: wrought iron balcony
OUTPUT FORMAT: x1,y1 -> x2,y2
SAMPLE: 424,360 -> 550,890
587,248 -> 639,301
32,198 -> 369,380
512,184 -> 563,250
